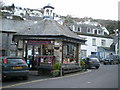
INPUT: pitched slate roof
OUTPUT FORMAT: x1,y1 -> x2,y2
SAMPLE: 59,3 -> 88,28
0,18 -> 35,32
15,19 -> 86,43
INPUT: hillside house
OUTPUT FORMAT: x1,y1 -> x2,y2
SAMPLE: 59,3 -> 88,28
65,19 -> 114,59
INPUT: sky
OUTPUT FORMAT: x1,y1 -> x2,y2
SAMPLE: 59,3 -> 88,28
3,0 -> 120,20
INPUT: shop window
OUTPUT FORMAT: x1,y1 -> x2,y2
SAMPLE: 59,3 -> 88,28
63,43 -> 77,64
26,40 -> 54,58
42,44 -> 54,55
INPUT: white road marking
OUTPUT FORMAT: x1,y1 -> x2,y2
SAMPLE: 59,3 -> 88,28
87,82 -> 91,83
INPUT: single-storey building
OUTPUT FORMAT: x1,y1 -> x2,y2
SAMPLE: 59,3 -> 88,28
13,5 -> 86,68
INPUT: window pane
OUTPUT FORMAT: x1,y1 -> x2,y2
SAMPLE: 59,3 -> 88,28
92,38 -> 96,46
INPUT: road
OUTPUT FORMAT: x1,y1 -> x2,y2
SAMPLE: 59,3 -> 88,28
1,64 -> 119,88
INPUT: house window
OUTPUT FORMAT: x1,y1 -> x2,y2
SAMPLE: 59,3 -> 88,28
85,41 -> 87,45
95,30 -> 97,34
78,27 -> 81,32
98,30 -> 101,35
75,26 -> 77,32
101,40 -> 106,47
91,52 -> 97,56
81,50 -> 87,58
92,38 -> 96,46
87,28 -> 91,33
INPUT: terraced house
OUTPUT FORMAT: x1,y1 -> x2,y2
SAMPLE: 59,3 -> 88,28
66,18 -> 114,59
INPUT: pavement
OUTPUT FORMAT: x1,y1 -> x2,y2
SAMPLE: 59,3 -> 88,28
0,69 -> 89,82
28,69 -> 90,76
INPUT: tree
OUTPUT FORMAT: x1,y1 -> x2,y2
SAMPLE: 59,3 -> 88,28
11,3 -> 15,10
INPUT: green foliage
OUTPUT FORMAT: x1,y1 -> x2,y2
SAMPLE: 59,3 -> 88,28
50,70 -> 59,77
12,16 -> 23,20
52,63 -> 61,70
0,12 -> 2,16
51,63 -> 60,77
95,19 -> 118,35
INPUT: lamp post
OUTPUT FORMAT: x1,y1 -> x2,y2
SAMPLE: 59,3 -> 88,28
118,21 -> 120,56
118,29 -> 120,56
25,40 -> 28,62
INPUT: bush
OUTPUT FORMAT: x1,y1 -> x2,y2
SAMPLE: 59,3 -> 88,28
50,70 -> 60,77
52,63 -> 61,70
50,63 -> 61,77
12,16 -> 24,20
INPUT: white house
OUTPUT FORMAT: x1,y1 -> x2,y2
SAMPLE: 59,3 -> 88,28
79,35 -> 113,59
65,19 -> 114,59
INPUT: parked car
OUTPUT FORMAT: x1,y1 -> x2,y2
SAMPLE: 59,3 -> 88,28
103,55 -> 120,65
89,55 -> 102,62
1,56 -> 29,81
81,57 -> 100,69
86,57 -> 100,69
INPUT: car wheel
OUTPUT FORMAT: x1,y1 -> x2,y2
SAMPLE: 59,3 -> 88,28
103,62 -> 106,65
2,77 -> 6,82
23,76 -> 28,80
110,62 -> 112,65
110,61 -> 114,65
95,66 -> 99,69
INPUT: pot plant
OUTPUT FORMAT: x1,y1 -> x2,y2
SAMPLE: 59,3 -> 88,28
51,63 -> 61,77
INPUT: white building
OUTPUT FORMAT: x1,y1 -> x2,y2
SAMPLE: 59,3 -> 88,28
65,19 -> 114,59
79,35 -> 113,59
14,7 -> 43,17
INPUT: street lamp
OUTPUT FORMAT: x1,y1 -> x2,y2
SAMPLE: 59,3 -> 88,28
118,21 -> 120,56
25,40 -> 28,62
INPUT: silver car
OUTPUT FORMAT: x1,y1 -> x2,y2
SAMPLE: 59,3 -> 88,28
86,57 -> 100,69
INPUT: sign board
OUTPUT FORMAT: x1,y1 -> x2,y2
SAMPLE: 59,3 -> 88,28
27,40 -> 50,45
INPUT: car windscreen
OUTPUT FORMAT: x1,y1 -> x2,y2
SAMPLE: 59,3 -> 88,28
90,58 -> 99,62
7,59 -> 25,64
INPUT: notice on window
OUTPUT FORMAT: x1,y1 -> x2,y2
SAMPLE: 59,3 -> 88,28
28,50 -> 32,55
41,58 -> 44,62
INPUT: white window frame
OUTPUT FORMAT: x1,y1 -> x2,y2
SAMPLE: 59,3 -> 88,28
101,39 -> 106,47
92,38 -> 96,46
78,27 -> 81,32
87,28 -> 92,33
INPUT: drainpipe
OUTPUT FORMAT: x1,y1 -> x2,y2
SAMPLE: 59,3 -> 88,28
6,33 -> 10,56
118,28 -> 120,56
25,41 -> 28,62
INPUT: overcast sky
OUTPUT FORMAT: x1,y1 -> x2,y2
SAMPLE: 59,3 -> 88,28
3,0 -> 120,20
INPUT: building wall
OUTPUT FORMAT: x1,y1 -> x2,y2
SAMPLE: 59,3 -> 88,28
1,32 -> 16,56
79,35 -> 113,57
119,40 -> 120,56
